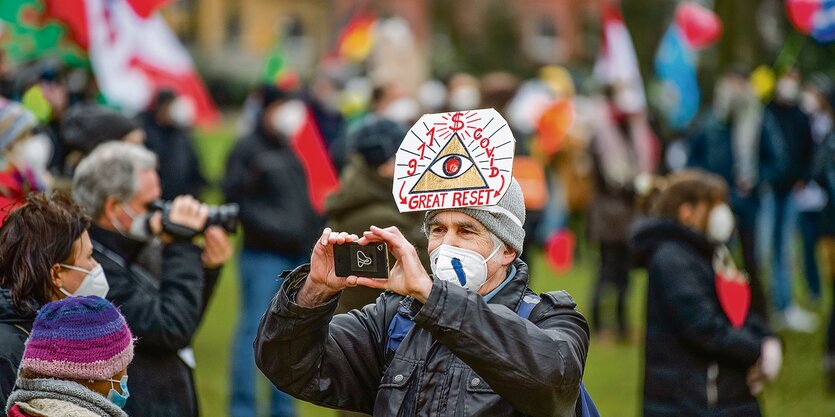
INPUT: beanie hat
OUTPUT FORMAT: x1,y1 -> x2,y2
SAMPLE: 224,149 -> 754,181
61,105 -> 139,154
350,116 -> 406,167
20,296 -> 134,381
0,98 -> 37,152
425,178 -> 526,256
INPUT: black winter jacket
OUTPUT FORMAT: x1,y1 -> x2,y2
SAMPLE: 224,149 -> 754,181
630,218 -> 771,417
759,102 -> 814,193
140,112 -> 207,201
0,289 -> 33,406
221,127 -> 322,257
255,259 -> 589,417
91,226 -> 220,417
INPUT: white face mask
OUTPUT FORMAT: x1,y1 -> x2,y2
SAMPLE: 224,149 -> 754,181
11,133 -> 52,172
800,91 -> 820,114
168,97 -> 196,128
707,203 -> 735,243
270,100 -> 307,138
776,78 -> 799,103
110,204 -> 153,243
59,264 -> 109,298
429,244 -> 501,291
448,86 -> 480,111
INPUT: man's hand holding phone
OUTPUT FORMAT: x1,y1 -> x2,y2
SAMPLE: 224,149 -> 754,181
297,228 -> 361,307
298,226 -> 432,307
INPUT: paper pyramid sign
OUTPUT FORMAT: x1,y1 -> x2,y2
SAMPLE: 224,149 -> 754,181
393,108 -> 516,212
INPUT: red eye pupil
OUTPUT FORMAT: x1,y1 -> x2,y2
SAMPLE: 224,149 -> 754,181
443,156 -> 461,176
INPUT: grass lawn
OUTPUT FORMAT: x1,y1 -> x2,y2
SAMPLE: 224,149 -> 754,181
190,125 -> 835,416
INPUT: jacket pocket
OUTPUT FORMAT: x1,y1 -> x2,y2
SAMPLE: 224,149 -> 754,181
375,360 -> 418,417
460,370 -> 510,417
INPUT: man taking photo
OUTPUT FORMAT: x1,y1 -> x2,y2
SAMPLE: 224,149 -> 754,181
255,179 -> 589,417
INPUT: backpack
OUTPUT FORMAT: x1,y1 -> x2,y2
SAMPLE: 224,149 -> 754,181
385,293 -> 601,417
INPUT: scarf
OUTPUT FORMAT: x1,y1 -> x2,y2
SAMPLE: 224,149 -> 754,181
5,378 -> 127,417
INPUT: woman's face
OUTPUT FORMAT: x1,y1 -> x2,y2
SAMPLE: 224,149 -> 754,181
51,230 -> 99,296
677,201 -> 712,234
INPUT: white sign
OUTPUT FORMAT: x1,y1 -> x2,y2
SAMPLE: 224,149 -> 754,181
393,108 -> 515,212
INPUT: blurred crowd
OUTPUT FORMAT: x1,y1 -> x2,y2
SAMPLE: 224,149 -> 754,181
0,42 -> 834,415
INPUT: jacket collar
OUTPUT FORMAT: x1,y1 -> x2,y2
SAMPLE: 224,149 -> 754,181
89,225 -> 145,264
487,258 -> 531,312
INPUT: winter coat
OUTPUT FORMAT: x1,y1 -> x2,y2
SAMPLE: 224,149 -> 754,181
630,218 -> 771,417
325,155 -> 429,313
5,377 -> 126,417
140,113 -> 207,200
255,259 -> 590,417
759,102 -> 814,193
221,127 -> 322,257
0,289 -> 33,406
90,226 -> 220,417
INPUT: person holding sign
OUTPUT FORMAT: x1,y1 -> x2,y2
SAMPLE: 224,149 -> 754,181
254,109 -> 590,417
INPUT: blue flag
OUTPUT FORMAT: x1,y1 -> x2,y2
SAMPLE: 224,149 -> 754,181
654,26 -> 699,130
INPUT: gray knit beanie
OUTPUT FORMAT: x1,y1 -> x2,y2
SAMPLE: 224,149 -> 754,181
424,179 -> 526,256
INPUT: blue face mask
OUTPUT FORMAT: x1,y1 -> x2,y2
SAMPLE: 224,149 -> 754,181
106,375 -> 129,409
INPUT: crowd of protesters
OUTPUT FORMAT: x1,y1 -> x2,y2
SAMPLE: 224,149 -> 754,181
0,43 -> 831,416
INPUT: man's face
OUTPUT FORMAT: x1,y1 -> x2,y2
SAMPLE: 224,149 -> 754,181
426,211 -> 516,293
107,169 -> 161,231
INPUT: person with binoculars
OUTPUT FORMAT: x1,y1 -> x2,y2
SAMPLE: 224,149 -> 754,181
71,141 -> 233,417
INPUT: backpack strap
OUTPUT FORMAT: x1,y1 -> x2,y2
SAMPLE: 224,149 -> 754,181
385,293 -> 543,355
386,303 -> 415,354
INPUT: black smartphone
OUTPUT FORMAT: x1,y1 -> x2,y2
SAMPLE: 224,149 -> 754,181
333,242 -> 390,278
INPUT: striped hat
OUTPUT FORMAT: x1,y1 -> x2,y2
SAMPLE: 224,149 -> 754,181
0,98 -> 37,151
20,296 -> 134,381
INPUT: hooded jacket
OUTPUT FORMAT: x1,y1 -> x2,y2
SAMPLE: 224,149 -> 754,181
0,289 -> 34,406
630,218 -> 771,417
255,259 -> 589,417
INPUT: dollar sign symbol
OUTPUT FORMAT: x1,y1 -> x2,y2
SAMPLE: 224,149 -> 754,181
450,112 -> 464,131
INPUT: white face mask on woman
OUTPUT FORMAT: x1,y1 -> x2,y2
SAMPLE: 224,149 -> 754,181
429,244 -> 501,291
59,264 -> 109,298
706,203 -> 735,243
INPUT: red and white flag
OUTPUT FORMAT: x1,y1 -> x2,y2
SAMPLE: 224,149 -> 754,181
593,3 -> 647,113
46,0 -> 219,125
272,100 -> 340,214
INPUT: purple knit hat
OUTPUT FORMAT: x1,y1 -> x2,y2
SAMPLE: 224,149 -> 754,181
20,296 -> 134,381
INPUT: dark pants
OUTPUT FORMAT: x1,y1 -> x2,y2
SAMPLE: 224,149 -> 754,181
591,241 -> 631,335
799,211 -> 822,301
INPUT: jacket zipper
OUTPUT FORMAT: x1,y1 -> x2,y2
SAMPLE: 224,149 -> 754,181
706,362 -> 719,408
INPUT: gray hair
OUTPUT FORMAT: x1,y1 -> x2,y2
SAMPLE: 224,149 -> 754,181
72,142 -> 157,219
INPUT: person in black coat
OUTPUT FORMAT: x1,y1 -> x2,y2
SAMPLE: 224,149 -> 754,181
221,85 -> 322,417
630,170 -> 781,417
72,142 -> 232,417
140,89 -> 207,201
758,69 -> 818,331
